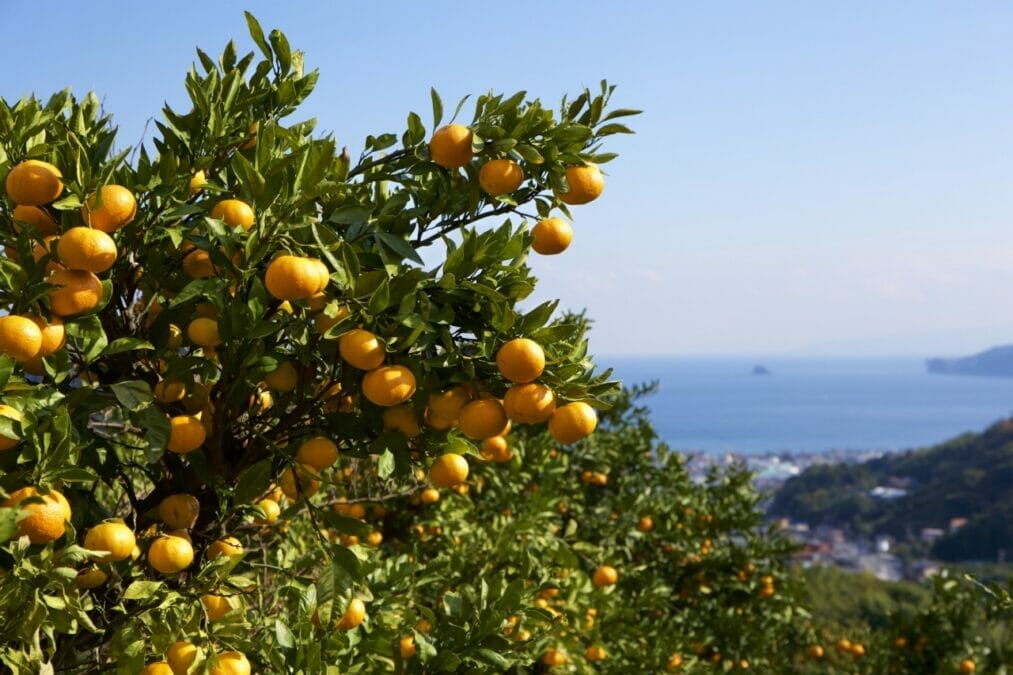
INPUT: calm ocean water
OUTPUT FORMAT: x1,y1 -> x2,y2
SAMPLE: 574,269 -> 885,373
605,357 -> 1013,455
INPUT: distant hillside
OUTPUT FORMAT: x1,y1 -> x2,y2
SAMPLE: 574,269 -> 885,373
768,420 -> 1013,561
927,345 -> 1013,377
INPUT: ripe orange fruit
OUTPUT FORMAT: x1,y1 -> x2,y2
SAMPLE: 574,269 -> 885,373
313,304 -> 350,336
202,593 -> 234,621
959,659 -> 977,673
74,567 -> 108,589
148,534 -> 194,574
158,493 -> 200,529
496,338 -> 545,383
428,385 -> 473,420
425,407 -> 455,430
593,564 -> 618,587
479,159 -> 524,195
28,315 -> 65,357
56,227 -> 117,273
400,635 -> 416,660
166,641 -> 197,675
430,453 -> 469,488
638,515 -> 654,532
264,360 -> 299,393
548,402 -> 598,444
12,205 -> 59,235
836,639 -> 852,654
254,498 -> 281,524
362,365 -> 417,406
585,645 -> 607,662
207,536 -> 243,560
47,268 -> 103,316
296,436 -> 339,470
0,404 -> 24,450
850,643 -> 865,658
807,645 -> 824,659
503,383 -> 556,423
531,217 -> 573,255
154,379 -> 186,403
339,329 -> 385,370
6,160 -> 64,205
429,124 -> 474,168
667,653 -> 684,671
187,317 -> 220,348
189,170 -> 207,195
81,185 -> 136,232
265,255 -> 327,300
542,648 -> 567,667
556,163 -> 604,205
481,435 -> 513,463
210,651 -> 251,675
83,520 -> 136,562
168,415 -> 206,453
458,398 -> 509,439
336,598 -> 366,630
141,662 -> 173,675
279,464 -> 320,500
420,487 -> 441,504
383,405 -> 421,437
182,248 -> 215,279
211,199 -> 255,230
3,487 -> 71,544
0,315 -> 43,361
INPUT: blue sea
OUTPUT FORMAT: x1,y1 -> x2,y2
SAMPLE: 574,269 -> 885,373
605,357 -> 1013,455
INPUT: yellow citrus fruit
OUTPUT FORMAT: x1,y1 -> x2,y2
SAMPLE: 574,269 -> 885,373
481,435 -> 513,463
548,402 -> 598,444
254,498 -> 281,524
420,487 -> 440,504
3,486 -> 70,544
336,598 -> 366,630
166,641 -> 197,675
479,159 -> 524,195
12,205 -> 59,235
531,217 -> 573,255
187,317 -> 221,347
158,493 -> 200,529
429,453 -> 469,488
189,170 -> 206,195
362,365 -> 416,406
83,520 -> 136,562
458,398 -> 509,439
496,338 -> 545,383
296,436 -> 339,470
210,651 -> 251,675
667,653 -> 684,671
339,329 -> 385,370
74,567 -> 108,589
154,379 -> 187,403
279,464 -> 320,501
556,164 -> 604,205
81,185 -> 137,232
305,291 -> 329,311
428,385 -> 472,420
808,645 -> 824,659
265,255 -> 326,300
264,361 -> 299,392
543,648 -> 567,667
56,227 -> 117,273
400,635 -> 416,659
148,534 -> 194,574
207,536 -> 243,560
960,659 -> 977,673
141,662 -> 174,675
503,383 -> 556,423
424,407 -> 455,430
367,530 -> 383,546
313,304 -> 350,336
383,405 -> 421,437
202,593 -> 234,621
210,199 -> 255,230
585,645 -> 607,662
6,160 -> 64,205
47,268 -> 103,316
0,315 -> 43,361
28,315 -> 65,357
182,248 -> 215,279
638,515 -> 654,532
593,564 -> 618,587
168,415 -> 206,453
429,124 -> 473,168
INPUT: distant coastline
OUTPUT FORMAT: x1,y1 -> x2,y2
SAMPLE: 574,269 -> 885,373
927,345 -> 1013,378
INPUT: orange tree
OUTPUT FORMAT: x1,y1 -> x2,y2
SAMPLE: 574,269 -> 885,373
0,13 -> 638,673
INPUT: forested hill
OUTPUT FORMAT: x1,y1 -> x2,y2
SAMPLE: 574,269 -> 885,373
768,419 -> 1013,561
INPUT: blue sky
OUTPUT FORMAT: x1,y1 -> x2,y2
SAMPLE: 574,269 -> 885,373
4,2 -> 1013,356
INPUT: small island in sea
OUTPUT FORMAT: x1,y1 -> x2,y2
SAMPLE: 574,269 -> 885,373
926,345 -> 1013,378
752,364 -> 772,376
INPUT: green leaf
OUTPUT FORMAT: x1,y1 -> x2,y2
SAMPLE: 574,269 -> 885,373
431,87 -> 443,127
123,580 -> 165,600
375,232 -> 424,265
0,507 -> 19,543
103,338 -> 154,356
377,450 -> 395,479
0,355 -> 13,390
110,380 -> 152,412
275,619 -> 296,650
245,12 -> 273,60
233,459 -> 273,506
